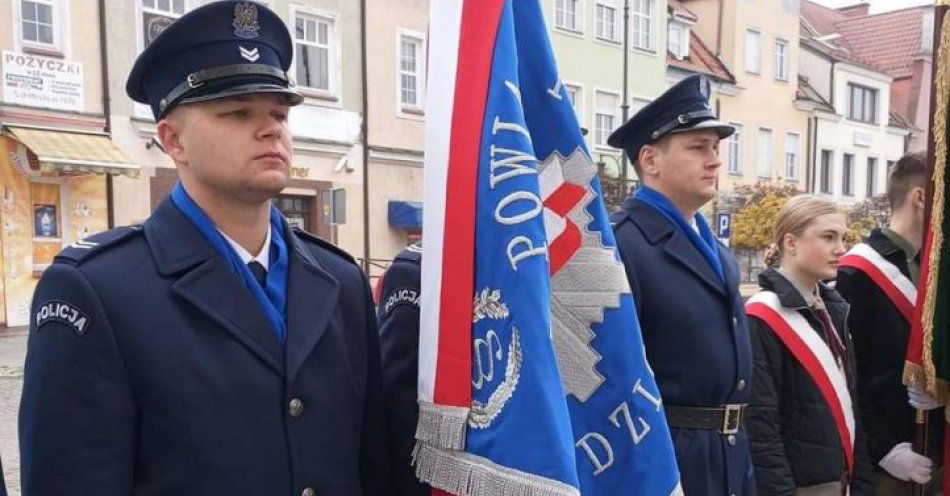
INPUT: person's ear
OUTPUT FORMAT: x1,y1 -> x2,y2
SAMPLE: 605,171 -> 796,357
156,113 -> 188,165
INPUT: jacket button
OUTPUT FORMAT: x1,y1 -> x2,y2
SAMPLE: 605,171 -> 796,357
737,379 -> 746,391
289,398 -> 304,418
301,488 -> 316,496
732,316 -> 738,327
727,434 -> 737,446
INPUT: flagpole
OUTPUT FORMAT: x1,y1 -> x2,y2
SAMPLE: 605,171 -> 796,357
911,3 -> 949,494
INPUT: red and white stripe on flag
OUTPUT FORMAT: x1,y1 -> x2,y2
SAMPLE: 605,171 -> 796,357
419,0 -> 506,409
746,292 -> 856,478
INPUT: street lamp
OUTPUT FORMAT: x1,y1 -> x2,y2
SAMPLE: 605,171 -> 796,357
620,0 -> 630,186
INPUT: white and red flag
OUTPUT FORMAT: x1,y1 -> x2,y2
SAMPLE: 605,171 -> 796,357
416,1 -> 681,495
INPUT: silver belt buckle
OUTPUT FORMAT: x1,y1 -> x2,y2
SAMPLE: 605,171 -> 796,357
722,404 -> 742,435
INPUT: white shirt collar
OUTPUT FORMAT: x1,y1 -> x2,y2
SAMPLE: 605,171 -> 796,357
219,226 -> 271,271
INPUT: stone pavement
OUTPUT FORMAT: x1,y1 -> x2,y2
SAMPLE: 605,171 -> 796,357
0,326 -> 26,496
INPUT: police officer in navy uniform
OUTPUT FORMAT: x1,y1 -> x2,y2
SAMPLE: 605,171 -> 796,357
375,243 -> 428,496
609,74 -> 755,495
19,2 -> 391,494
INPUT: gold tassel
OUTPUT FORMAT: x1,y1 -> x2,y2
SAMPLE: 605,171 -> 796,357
920,11 -> 950,395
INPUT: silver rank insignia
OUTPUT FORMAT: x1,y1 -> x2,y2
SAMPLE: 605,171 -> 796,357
232,2 -> 261,40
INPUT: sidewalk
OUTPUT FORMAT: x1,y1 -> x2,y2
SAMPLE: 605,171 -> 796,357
0,326 -> 27,496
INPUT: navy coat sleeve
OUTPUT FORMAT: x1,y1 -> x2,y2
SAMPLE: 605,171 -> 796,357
358,273 -> 396,495
377,259 -> 428,496
747,315 -> 797,496
612,222 -> 642,313
19,262 -> 136,495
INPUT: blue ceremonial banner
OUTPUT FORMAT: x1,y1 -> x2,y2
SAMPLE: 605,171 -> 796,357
416,0 -> 682,494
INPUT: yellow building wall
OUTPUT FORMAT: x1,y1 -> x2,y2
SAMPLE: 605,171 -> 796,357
0,136 -> 37,327
0,137 -> 109,327
716,0 -> 809,194
66,175 -> 108,242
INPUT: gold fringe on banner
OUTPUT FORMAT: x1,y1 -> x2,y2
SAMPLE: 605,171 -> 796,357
917,9 -> 950,396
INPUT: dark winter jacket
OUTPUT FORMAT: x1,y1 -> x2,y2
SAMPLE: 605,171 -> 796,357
836,229 -> 944,470
747,268 -> 874,495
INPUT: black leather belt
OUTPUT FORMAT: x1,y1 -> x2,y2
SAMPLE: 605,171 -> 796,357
665,404 -> 746,434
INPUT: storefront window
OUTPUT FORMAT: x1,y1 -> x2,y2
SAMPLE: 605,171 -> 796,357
276,195 -> 312,231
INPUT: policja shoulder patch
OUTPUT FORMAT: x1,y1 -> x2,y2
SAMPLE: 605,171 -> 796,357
34,300 -> 91,336
382,287 -> 420,316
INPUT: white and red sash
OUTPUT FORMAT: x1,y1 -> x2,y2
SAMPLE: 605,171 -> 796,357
840,242 -> 917,324
747,291 -> 855,477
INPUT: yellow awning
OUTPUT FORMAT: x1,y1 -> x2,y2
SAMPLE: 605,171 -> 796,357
5,126 -> 140,178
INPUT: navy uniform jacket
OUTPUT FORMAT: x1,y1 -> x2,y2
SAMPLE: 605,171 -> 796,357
19,197 -> 392,495
612,197 -> 755,496
376,246 -> 428,496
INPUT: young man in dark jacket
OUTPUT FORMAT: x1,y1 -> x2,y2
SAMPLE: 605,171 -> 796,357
837,152 -> 942,492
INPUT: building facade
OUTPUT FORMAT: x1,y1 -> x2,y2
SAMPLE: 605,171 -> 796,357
547,0 -> 670,183
799,0 -> 911,205
825,3 -> 933,152
364,0 -> 427,279
0,0 -> 136,326
686,0 -> 810,200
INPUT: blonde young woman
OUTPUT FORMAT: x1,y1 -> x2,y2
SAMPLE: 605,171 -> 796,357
746,196 -> 874,495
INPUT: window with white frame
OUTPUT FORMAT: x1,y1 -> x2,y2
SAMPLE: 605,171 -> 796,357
842,153 -> 854,196
774,38 -> 789,81
595,91 -> 620,147
141,0 -> 185,48
18,0 -> 72,55
294,12 -> 334,92
784,133 -> 799,180
595,0 -> 620,42
565,84 -> 582,119
727,123 -> 743,174
886,159 -> 895,181
866,157 -> 877,197
555,0 -> 583,33
848,83 -> 878,124
632,0 -> 655,51
757,128 -> 773,178
398,34 -> 424,111
19,0 -> 55,49
820,150 -> 833,194
668,22 -> 690,60
745,29 -> 762,74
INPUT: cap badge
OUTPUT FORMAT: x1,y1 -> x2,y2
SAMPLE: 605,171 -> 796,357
699,75 -> 710,98
232,2 -> 261,40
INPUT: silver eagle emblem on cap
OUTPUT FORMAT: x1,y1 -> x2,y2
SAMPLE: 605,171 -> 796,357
232,2 -> 261,40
